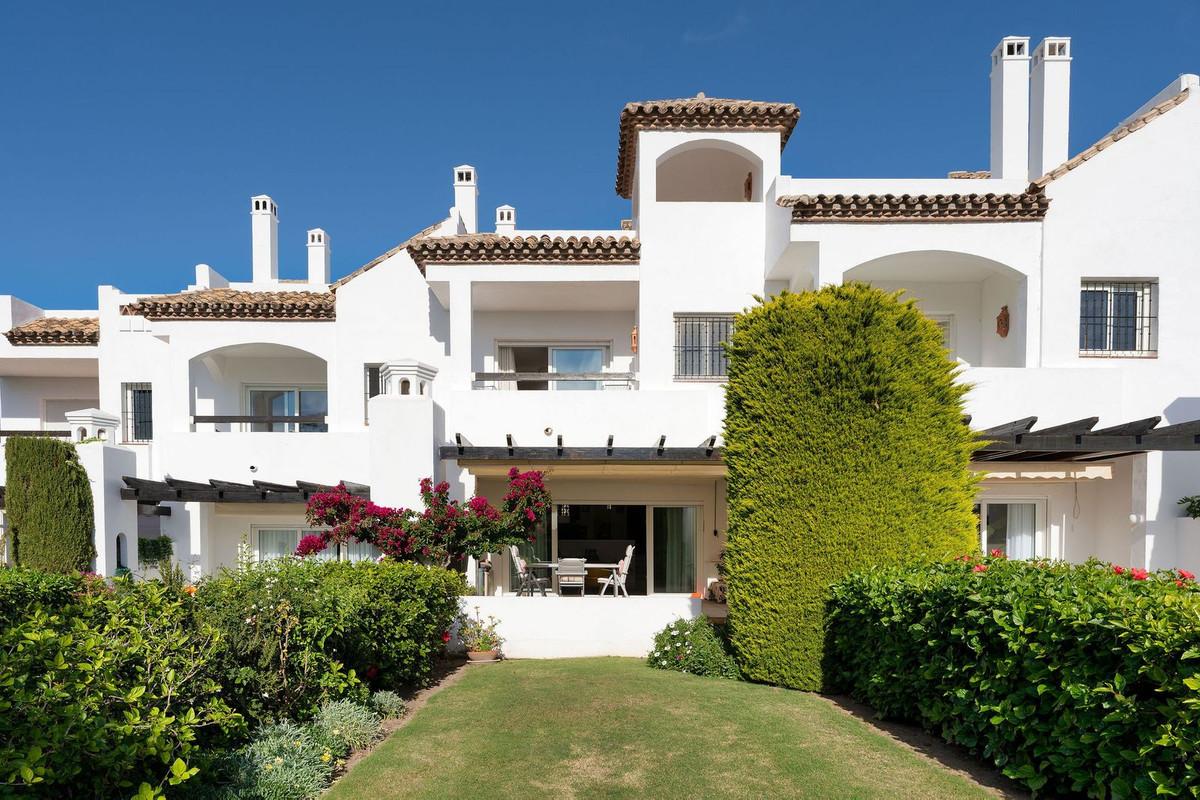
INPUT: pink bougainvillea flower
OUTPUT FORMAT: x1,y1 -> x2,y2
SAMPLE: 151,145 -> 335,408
1179,569 -> 1195,581
972,564 -> 988,573
1130,567 -> 1149,581
1112,565 -> 1126,575
295,534 -> 328,557
442,631 -> 452,643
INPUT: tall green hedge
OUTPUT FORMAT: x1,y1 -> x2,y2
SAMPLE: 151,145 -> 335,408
723,284 -> 979,690
5,436 -> 95,573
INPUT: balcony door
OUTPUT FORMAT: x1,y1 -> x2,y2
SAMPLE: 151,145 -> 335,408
497,344 -> 607,391
247,386 -> 328,432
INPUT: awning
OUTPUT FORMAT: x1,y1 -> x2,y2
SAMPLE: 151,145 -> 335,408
119,477 -> 370,504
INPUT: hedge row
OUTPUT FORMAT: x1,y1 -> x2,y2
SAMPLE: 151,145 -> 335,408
723,285 -> 979,689
826,558 -> 1200,798
4,437 -> 95,572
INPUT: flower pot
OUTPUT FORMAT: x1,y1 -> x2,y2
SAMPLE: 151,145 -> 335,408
467,649 -> 499,663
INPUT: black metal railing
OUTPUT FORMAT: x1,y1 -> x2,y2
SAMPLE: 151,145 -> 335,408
1079,280 -> 1157,357
191,415 -> 328,432
674,314 -> 733,378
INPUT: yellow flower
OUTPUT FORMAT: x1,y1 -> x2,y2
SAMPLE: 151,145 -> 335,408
275,756 -> 284,764
321,752 -> 332,762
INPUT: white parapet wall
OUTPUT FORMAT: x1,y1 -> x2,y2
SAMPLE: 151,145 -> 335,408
465,595 -> 703,659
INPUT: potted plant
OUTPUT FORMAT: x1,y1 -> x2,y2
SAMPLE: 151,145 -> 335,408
459,608 -> 504,662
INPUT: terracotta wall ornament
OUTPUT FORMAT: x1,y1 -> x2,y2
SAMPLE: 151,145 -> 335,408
996,305 -> 1010,338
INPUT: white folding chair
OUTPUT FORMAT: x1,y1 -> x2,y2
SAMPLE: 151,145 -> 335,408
510,545 -> 547,596
599,545 -> 634,597
557,557 -> 587,596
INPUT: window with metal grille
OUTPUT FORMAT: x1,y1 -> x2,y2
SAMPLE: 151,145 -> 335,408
1079,280 -> 1158,357
674,314 -> 734,379
122,383 -> 153,442
364,364 -> 382,422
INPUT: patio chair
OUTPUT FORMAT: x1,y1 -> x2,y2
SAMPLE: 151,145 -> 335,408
557,557 -> 587,596
599,545 -> 634,597
510,545 -> 548,597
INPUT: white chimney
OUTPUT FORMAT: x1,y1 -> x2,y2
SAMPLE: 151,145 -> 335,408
1029,37 -> 1072,180
453,165 -> 478,234
989,37 -> 1031,180
250,195 -> 279,283
307,229 -> 330,285
495,205 -> 516,235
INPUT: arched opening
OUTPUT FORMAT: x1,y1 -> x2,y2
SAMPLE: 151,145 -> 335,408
76,427 -> 87,441
400,378 -> 411,396
844,250 -> 1027,368
655,140 -> 763,202
188,343 -> 329,432
115,533 -> 127,571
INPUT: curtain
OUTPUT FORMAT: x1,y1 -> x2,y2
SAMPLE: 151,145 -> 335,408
1006,503 -> 1036,560
258,529 -> 298,560
497,346 -> 516,391
653,507 -> 696,593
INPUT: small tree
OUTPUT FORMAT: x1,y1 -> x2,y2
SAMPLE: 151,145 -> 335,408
303,468 -> 550,567
5,436 -> 95,573
723,285 -> 979,690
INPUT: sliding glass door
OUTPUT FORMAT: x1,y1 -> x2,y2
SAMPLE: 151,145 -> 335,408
247,386 -> 328,432
550,347 -> 604,391
975,501 -> 1040,559
652,506 -> 697,594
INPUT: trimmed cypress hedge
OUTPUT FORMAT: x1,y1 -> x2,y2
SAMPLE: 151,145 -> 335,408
723,285 -> 979,690
5,436 -> 95,573
826,558 -> 1200,797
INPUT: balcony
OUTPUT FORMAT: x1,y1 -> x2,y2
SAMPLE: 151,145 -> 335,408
472,371 -> 638,391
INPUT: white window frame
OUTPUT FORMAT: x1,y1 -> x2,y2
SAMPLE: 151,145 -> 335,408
975,498 -> 1047,559
363,364 -> 382,424
493,340 -> 612,391
928,314 -> 957,361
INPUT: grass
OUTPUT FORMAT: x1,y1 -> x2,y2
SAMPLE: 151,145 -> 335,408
328,658 -> 998,800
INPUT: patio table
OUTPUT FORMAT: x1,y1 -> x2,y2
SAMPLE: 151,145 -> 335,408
530,561 -> 620,595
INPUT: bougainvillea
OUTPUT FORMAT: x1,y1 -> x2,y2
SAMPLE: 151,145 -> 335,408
301,468 -> 549,567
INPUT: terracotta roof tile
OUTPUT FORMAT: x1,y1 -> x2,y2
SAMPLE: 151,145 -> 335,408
407,234 -> 640,272
331,218 -> 449,290
121,288 -> 335,321
5,316 -> 99,346
777,187 -> 1049,222
1033,88 -> 1191,186
615,95 -> 800,198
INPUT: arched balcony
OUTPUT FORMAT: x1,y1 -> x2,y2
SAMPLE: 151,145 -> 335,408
655,140 -> 763,202
188,343 -> 328,432
844,250 -> 1028,368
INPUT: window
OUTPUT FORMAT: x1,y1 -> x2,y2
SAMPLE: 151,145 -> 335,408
121,383 -> 153,442
364,364 -> 382,422
674,314 -> 734,379
973,500 -> 1042,559
495,344 -> 610,390
929,315 -> 956,360
1079,280 -> 1157,357
246,386 -> 328,432
256,527 -> 380,562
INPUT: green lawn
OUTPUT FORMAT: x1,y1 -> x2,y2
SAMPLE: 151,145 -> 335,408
329,658 -> 998,800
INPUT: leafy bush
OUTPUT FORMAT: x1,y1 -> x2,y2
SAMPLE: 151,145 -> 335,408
723,285 -> 979,690
5,436 -> 95,572
368,690 -> 407,719
826,557 -> 1200,798
0,567 -> 84,624
1179,495 -> 1200,519
310,700 -> 382,756
647,617 -> 741,680
138,535 -> 175,565
0,577 -> 242,796
457,609 -> 503,653
195,558 -> 463,724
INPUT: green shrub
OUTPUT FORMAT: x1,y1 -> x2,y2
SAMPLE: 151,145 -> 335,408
826,557 -> 1200,797
138,535 -> 175,565
368,690 -> 407,719
723,285 -> 979,690
217,721 -> 334,800
318,559 -> 464,687
0,567 -> 84,623
5,436 -> 95,572
0,577 -> 242,796
647,617 -> 741,680
311,700 -> 382,756
194,558 -> 464,725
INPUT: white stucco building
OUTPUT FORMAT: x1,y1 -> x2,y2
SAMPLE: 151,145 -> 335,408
2,36 -> 1199,656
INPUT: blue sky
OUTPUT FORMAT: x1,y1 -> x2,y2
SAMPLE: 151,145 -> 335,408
2,1 -> 1197,308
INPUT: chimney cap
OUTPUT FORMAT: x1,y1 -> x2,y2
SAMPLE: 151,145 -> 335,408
250,195 -> 278,216
453,165 -> 476,185
1033,37 -> 1071,62
992,36 -> 1031,62
307,228 -> 328,245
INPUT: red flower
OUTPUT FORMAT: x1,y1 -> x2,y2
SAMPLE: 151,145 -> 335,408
365,665 -> 379,680
1176,580 -> 1186,588
989,548 -> 1005,559
972,564 -> 988,573
442,631 -> 452,643
295,534 -> 328,557
1179,569 -> 1195,581
1130,568 -> 1149,581
1112,565 -> 1126,575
